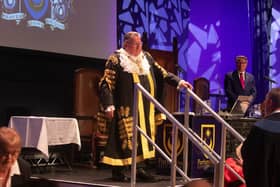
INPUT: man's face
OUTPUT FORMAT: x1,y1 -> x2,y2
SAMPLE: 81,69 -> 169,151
125,35 -> 142,56
0,147 -> 20,172
236,58 -> 247,72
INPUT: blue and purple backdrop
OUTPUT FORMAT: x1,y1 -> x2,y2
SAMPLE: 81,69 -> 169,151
117,0 -> 279,110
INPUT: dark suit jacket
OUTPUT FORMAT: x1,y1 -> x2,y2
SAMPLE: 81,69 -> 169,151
11,157 -> 31,187
224,70 -> 257,110
241,112 -> 280,187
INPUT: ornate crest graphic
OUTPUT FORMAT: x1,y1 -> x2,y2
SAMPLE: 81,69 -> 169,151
46,0 -> 72,30
1,0 -> 25,24
24,0 -> 48,19
0,0 -> 73,30
3,0 -> 16,10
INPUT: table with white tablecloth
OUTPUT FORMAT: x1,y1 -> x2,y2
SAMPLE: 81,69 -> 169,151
9,116 -> 81,168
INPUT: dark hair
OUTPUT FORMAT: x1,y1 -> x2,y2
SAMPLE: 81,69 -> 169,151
235,55 -> 248,63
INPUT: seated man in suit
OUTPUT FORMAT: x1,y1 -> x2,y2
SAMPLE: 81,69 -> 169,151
241,88 -> 280,187
224,55 -> 257,111
0,127 -> 30,187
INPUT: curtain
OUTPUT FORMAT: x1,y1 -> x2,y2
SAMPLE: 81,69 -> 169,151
250,0 -> 272,103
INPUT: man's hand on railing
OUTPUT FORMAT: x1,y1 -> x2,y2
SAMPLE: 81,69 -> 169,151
178,80 -> 193,90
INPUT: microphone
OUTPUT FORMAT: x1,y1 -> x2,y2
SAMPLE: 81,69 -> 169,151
176,64 -> 186,73
264,76 -> 277,84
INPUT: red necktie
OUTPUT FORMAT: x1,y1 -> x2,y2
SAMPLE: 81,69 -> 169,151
240,72 -> 245,89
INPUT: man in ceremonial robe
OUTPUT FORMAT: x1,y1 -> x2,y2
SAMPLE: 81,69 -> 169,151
98,31 -> 192,182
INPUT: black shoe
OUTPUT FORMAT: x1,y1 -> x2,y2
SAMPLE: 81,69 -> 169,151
136,168 -> 157,182
112,174 -> 130,182
112,167 -> 130,182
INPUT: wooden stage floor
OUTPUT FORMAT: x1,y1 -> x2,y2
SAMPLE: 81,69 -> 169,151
31,164 -> 187,187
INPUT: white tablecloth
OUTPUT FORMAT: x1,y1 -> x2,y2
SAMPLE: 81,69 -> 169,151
9,116 -> 81,158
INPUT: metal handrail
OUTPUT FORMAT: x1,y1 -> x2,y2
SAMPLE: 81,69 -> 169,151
185,87 -> 246,186
131,83 -> 246,187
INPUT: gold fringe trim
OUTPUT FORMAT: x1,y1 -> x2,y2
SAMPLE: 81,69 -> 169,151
102,153 -> 154,166
155,113 -> 167,126
154,62 -> 168,78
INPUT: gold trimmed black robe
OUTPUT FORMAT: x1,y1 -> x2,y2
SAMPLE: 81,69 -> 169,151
98,51 -> 181,166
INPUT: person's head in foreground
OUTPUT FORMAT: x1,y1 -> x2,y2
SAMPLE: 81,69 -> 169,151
0,127 -> 21,173
263,87 -> 280,116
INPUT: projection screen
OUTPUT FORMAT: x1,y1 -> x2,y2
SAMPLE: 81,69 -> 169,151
0,0 -> 117,59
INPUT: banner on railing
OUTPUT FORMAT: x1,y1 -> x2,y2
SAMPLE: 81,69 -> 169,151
156,114 -> 221,177
156,113 -> 187,175
190,115 -> 221,178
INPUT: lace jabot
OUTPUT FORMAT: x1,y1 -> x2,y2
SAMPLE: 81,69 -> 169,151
118,48 -> 150,75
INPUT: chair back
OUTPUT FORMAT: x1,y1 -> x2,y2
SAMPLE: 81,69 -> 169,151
74,68 -> 103,166
193,77 -> 210,114
142,32 -> 179,112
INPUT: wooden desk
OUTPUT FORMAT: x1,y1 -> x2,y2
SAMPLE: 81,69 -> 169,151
225,117 -> 258,158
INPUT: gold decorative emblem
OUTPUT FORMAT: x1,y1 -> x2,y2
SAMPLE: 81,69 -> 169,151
163,123 -> 184,157
200,124 -> 215,158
